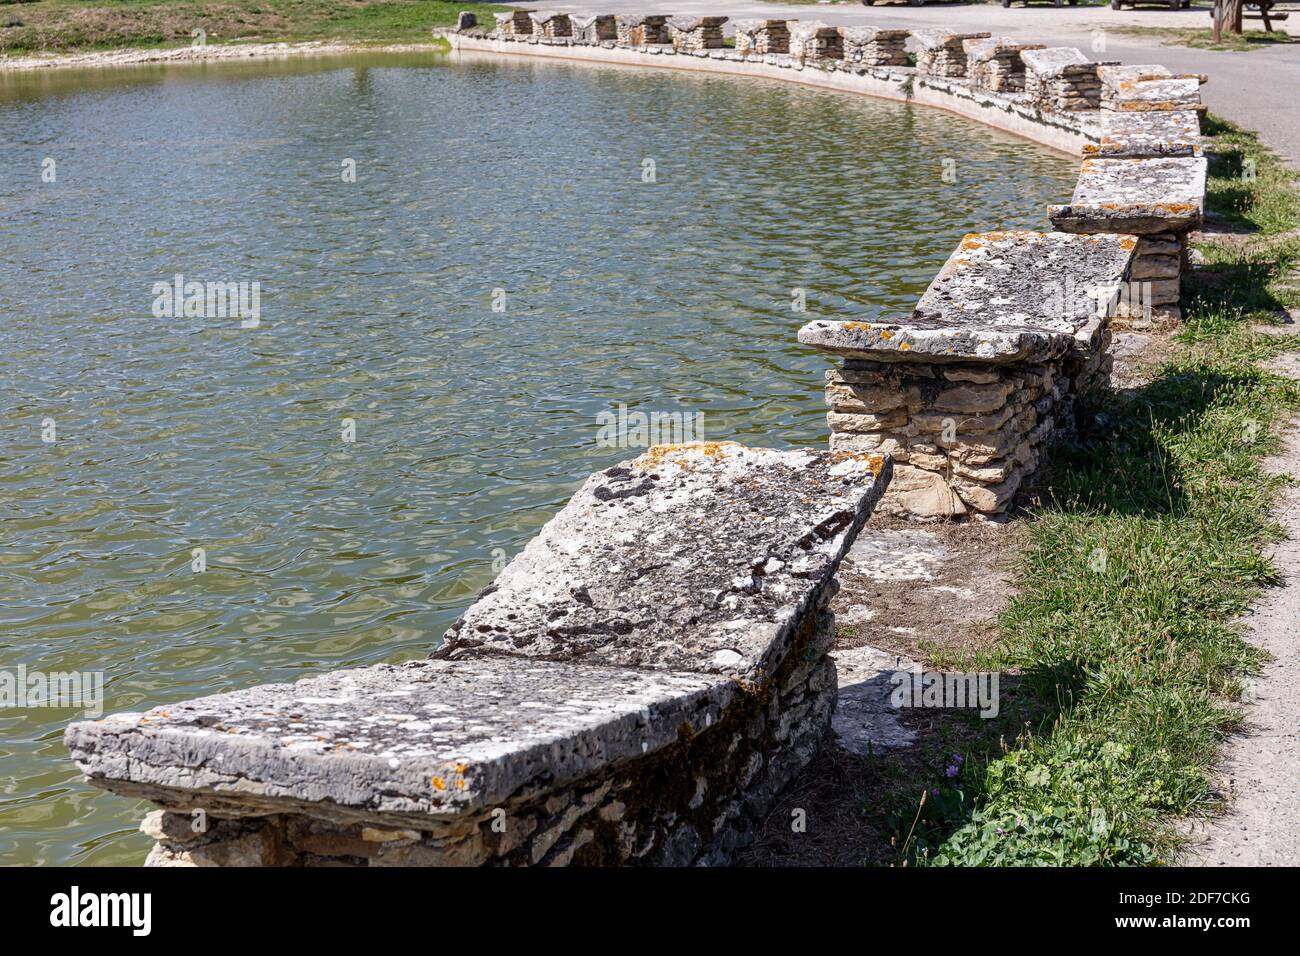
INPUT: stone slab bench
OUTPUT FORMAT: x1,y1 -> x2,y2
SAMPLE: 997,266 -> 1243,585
1048,157 -> 1207,235
798,231 -> 1136,518
790,21 -> 843,64
913,30 -> 991,79
838,26 -> 909,68
66,442 -> 889,866
667,16 -> 726,52
1022,47 -> 1111,112
1049,156 -> 1206,324
1084,109 -> 1202,159
964,37 -> 1045,94
733,18 -> 794,56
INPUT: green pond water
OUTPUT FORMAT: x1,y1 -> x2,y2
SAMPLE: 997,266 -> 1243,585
0,50 -> 1078,865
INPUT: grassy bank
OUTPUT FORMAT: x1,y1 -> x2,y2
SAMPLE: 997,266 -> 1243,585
0,0 -> 509,56
893,118 -> 1300,865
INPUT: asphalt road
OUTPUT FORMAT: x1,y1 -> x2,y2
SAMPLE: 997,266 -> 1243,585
545,3 -> 1300,162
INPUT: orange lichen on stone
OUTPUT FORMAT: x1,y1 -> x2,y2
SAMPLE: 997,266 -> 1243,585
634,440 -> 742,470
827,451 -> 887,477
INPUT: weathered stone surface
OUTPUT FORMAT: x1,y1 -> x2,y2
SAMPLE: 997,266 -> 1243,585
1049,157 -> 1207,234
732,18 -> 792,56
1020,46 -> 1089,78
1084,109 -> 1202,159
1022,47 -> 1108,111
436,442 -> 888,681
528,11 -> 572,39
790,21 -> 842,63
837,26 -> 908,67
1108,76 -> 1202,113
667,16 -> 726,52
964,37 -> 1044,94
913,30 -> 990,79
67,657 -> 734,821
800,318 -> 1067,366
799,231 -> 1134,370
570,14 -> 617,43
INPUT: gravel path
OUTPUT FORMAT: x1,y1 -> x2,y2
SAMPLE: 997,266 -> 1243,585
1184,350 -> 1300,866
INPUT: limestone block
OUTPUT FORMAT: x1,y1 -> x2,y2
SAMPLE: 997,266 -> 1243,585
1084,109 -> 1201,159
1049,158 -> 1207,235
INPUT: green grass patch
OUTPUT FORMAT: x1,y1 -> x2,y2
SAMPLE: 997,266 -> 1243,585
892,118 -> 1300,866
0,0 -> 510,55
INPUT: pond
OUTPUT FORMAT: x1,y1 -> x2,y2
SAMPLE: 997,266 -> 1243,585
0,49 -> 1078,865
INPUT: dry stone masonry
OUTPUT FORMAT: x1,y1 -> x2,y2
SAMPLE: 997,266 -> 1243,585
529,12 -> 573,40
913,30 -> 991,80
494,10 -> 535,37
1051,63 -> 1206,329
572,14 -> 618,45
790,22 -> 843,65
616,15 -> 670,48
1023,48 -> 1109,112
67,444 -> 889,865
798,232 -> 1136,518
838,27 -> 909,69
733,19 -> 793,57
964,37 -> 1045,94
59,21 -> 1215,866
667,17 -> 727,53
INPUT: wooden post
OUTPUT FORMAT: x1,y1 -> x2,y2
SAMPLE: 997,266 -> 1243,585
1214,0 -> 1245,40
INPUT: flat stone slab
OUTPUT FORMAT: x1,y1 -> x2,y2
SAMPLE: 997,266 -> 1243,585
913,30 -> 991,50
838,26 -> 909,42
799,231 -> 1137,364
1084,109 -> 1201,159
1109,76 -> 1202,113
436,442 -> 889,682
1049,157 -> 1207,234
66,658 -> 732,820
965,37 -> 1044,62
1020,47 -> 1088,78
667,16 -> 726,30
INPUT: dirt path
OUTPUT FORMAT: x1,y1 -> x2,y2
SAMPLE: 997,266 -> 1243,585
1182,349 -> 1300,866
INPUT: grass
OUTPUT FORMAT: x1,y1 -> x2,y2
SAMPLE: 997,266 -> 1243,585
1108,25 -> 1298,53
887,117 -> 1300,865
0,0 -> 510,55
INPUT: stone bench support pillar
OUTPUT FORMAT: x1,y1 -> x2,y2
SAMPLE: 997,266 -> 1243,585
799,231 -> 1137,519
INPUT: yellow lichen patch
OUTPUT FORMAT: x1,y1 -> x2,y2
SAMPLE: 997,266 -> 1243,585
898,341 -> 911,351
1118,236 -> 1138,252
826,451 -> 887,477
431,776 -> 446,791
634,440 -> 742,471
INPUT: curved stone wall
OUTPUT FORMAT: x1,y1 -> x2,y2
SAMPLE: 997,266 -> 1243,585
62,16 -> 1210,865
449,14 -> 1207,519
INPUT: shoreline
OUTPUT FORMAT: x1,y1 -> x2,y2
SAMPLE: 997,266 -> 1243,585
0,38 -> 449,74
